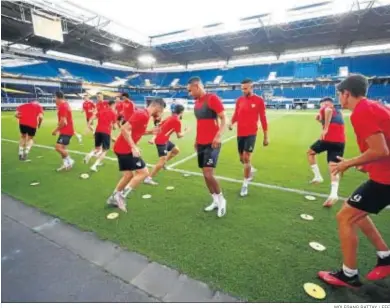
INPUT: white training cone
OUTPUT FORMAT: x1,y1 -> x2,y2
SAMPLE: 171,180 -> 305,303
80,173 -> 90,179
106,212 -> 119,220
30,182 -> 40,186
300,214 -> 314,221
309,242 -> 326,251
183,174 -> 190,177
305,195 -> 316,201
166,186 -> 175,191
142,194 -> 152,199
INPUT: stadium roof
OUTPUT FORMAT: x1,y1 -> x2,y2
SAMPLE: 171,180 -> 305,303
2,0 -> 390,68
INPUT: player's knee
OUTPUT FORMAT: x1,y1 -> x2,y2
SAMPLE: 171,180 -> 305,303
336,203 -> 352,224
173,147 -> 180,154
55,144 -> 62,152
203,168 -> 213,179
307,149 -> 315,156
158,157 -> 166,166
242,154 -> 250,164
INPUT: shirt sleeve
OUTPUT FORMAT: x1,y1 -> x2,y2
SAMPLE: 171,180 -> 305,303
257,97 -> 268,131
351,106 -> 382,142
208,95 -> 224,114
231,99 -> 239,124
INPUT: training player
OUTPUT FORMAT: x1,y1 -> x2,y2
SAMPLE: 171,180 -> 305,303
82,94 -> 96,131
84,100 -> 117,172
144,104 -> 189,185
106,99 -> 166,212
115,96 -> 124,126
121,93 -> 136,123
318,74 -> 390,288
229,78 -> 268,197
307,97 -> 346,206
96,92 -> 109,112
15,100 -> 44,160
52,91 -> 75,171
187,77 -> 227,218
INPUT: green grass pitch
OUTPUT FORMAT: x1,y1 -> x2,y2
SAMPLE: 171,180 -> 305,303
1,109 -> 389,302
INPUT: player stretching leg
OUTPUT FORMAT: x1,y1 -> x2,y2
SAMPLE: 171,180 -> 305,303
15,100 -> 44,160
307,97 -> 345,206
188,77 -> 227,218
229,78 -> 268,197
84,100 -> 117,172
52,91 -> 75,171
107,100 -> 165,212
318,75 -> 390,288
145,104 -> 189,185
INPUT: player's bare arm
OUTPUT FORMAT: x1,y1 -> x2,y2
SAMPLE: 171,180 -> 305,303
212,111 -> 226,149
121,122 -> 140,157
321,107 -> 332,139
37,113 -> 43,128
229,100 -> 239,130
331,132 -> 389,175
177,127 -> 190,139
87,115 -> 96,131
52,117 -> 67,135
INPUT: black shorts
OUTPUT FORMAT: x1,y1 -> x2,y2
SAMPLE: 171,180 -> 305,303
348,180 -> 390,214
156,141 -> 176,157
237,135 -> 257,154
116,153 -> 146,171
19,124 -> 36,137
56,135 -> 72,146
95,132 -> 111,150
310,140 -> 345,163
197,144 -> 221,169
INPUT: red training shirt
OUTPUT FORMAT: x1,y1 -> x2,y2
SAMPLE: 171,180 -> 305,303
115,101 -> 124,116
17,101 -> 43,129
231,94 -> 268,137
82,100 -> 96,120
194,93 -> 224,145
114,108 -> 150,155
57,101 -> 74,136
95,108 -> 117,135
96,100 -> 109,112
350,98 -> 390,185
122,99 -> 136,121
320,106 -> 345,143
155,114 -> 182,145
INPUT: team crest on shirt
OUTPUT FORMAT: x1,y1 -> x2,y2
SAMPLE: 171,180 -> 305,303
251,104 -> 256,108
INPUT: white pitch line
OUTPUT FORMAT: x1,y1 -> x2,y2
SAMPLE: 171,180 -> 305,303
2,138 -> 344,200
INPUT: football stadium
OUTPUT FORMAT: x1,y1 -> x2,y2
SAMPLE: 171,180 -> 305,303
1,0 -> 390,304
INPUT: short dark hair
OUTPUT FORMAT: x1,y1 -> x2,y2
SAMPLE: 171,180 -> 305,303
55,91 -> 64,99
108,100 -> 115,106
96,92 -> 103,96
319,97 -> 334,104
336,74 -> 368,97
150,98 -> 166,108
173,104 -> 185,114
241,78 -> 253,84
121,92 -> 129,98
188,76 -> 201,84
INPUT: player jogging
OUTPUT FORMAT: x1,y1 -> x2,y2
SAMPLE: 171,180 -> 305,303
318,74 -> 390,288
96,92 -> 109,112
229,78 -> 268,197
15,100 -> 44,160
52,91 -> 75,171
187,77 -> 227,218
307,97 -> 345,207
82,94 -> 96,129
106,99 -> 166,212
115,96 -> 124,126
144,104 -> 189,185
121,93 -> 136,123
84,100 -> 117,172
